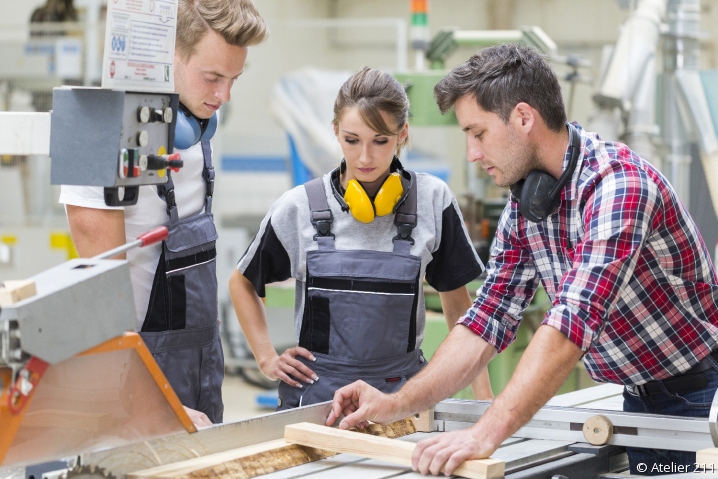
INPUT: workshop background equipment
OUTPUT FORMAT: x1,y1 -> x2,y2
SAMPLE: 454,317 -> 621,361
0,227 -> 195,468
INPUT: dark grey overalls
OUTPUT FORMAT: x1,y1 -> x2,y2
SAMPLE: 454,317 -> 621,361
277,169 -> 427,410
139,141 -> 224,423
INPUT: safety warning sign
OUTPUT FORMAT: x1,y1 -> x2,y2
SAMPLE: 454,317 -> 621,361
101,0 -> 177,92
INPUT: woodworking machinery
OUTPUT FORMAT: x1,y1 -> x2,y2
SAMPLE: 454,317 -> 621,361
0,4 -> 196,476
0,82 -> 194,473
4,384 -> 718,479
0,228 -> 195,471
49,87 -> 181,207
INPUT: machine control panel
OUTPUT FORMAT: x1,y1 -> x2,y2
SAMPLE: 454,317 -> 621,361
49,87 -> 180,206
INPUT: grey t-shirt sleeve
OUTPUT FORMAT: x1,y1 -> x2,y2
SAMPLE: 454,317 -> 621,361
237,217 -> 292,298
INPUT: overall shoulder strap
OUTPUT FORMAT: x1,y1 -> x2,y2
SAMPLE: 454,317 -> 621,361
393,170 -> 417,253
156,142 -> 215,223
156,174 -> 179,223
201,141 -> 214,214
304,177 -> 335,247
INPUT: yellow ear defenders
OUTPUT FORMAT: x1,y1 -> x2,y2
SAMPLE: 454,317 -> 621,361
344,172 -> 404,223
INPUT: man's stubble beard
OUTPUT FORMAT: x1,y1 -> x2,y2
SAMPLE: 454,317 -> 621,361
495,132 -> 541,188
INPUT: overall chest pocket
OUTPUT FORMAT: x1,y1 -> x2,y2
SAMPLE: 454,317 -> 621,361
300,249 -> 421,360
143,212 -> 219,332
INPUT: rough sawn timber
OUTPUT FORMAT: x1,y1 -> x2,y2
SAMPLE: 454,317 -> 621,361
128,417 -> 418,478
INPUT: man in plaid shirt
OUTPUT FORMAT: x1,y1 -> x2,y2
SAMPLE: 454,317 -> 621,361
327,44 -> 718,476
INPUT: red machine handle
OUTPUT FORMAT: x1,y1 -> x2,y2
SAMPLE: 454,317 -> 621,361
93,226 -> 169,260
137,226 -> 168,247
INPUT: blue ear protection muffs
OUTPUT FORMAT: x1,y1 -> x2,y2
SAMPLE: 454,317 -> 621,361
509,122 -> 581,223
174,103 -> 218,150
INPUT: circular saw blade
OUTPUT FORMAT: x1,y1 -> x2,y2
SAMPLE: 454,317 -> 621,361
61,465 -> 116,479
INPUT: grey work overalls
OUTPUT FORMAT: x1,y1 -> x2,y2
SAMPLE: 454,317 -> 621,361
139,141 -> 224,423
277,168 -> 426,410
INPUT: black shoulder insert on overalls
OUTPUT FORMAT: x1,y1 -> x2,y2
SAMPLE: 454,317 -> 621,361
304,178 -> 334,240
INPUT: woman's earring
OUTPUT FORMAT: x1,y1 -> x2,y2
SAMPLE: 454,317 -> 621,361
340,158 -> 346,174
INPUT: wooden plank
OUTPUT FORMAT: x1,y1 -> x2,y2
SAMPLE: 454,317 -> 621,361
697,448 -> 718,469
86,401 -> 335,476
0,280 -> 36,306
358,417 -> 416,438
258,422 -> 431,479
128,418 -> 420,479
128,440 -> 336,479
410,407 -> 434,432
284,422 -> 504,479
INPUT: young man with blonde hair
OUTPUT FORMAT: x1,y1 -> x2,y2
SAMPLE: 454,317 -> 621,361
60,0 -> 268,427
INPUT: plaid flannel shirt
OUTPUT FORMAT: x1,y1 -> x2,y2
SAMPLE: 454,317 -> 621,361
460,123 -> 718,386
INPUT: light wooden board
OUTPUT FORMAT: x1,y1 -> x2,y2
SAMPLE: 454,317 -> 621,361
0,280 -> 36,306
85,401 -> 335,476
258,434 -> 557,479
410,407 -> 434,432
128,439 -> 335,479
358,417 -> 417,438
284,422 -> 504,479
697,448 -> 718,469
127,418 -> 419,478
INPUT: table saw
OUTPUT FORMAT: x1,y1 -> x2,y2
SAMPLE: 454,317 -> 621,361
4,381 -> 718,479
2,253 -> 718,479
2,66 -> 718,479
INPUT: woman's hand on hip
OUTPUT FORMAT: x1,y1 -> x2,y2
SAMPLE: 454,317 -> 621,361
262,346 -> 318,387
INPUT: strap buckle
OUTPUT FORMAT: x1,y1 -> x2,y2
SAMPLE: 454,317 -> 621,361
392,223 -> 415,245
311,209 -> 334,240
203,167 -> 215,197
312,220 -> 334,240
164,189 -> 176,215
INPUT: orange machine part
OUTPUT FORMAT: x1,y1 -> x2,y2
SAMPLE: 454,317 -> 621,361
0,333 -> 194,467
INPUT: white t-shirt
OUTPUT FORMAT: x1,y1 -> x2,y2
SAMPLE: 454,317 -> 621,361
59,141 -> 210,330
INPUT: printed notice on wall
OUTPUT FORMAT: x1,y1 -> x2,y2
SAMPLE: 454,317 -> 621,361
101,0 -> 178,92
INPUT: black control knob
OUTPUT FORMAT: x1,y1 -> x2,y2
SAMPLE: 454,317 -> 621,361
146,153 -> 183,172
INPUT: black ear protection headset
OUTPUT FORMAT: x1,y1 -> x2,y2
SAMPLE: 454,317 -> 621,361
174,103 -> 218,150
509,122 -> 581,223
